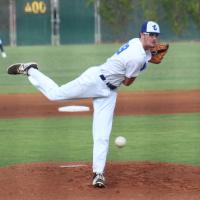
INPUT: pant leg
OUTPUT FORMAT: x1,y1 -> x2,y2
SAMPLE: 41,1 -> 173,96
28,68 -> 84,100
92,90 -> 117,173
28,67 -> 110,100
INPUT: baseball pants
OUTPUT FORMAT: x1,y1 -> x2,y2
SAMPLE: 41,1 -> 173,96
28,66 -> 117,173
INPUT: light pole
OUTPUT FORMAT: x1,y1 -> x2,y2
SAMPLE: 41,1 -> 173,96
51,0 -> 60,45
94,0 -> 101,43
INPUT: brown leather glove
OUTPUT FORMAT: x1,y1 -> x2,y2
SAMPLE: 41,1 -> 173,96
149,43 -> 169,64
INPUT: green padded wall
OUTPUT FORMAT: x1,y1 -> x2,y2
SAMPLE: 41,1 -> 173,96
59,0 -> 94,44
16,0 -> 51,45
0,0 -> 9,45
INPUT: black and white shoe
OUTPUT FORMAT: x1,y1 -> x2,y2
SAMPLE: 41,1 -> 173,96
92,173 -> 106,188
7,62 -> 38,75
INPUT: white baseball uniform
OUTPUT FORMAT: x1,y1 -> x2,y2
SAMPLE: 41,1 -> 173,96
28,38 -> 151,173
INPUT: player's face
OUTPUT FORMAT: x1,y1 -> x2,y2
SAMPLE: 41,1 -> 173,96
141,32 -> 159,49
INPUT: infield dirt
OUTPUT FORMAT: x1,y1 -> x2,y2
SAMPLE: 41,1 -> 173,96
0,90 -> 200,118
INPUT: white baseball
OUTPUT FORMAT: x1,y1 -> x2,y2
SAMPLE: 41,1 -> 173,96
115,136 -> 127,148
1,52 -> 7,58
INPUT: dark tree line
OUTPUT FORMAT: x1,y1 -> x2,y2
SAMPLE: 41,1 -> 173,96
88,0 -> 200,36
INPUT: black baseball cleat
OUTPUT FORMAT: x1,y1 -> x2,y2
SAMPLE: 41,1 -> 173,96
92,173 -> 106,188
7,62 -> 38,75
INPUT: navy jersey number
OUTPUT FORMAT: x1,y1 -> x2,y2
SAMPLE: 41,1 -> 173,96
116,43 -> 129,55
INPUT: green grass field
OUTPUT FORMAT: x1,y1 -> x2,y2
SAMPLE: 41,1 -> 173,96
0,114 -> 199,167
0,42 -> 200,167
0,41 -> 200,93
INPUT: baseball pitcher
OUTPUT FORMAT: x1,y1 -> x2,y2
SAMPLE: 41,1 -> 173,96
7,21 -> 168,188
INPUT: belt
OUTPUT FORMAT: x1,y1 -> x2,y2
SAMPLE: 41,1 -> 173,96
99,74 -> 117,90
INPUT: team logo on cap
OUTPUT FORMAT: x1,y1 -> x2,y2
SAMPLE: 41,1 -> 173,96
152,25 -> 157,31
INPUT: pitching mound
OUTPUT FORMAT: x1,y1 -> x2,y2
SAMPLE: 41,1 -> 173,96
0,161 -> 200,200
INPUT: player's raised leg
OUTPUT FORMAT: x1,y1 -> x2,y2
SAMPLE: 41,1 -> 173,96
7,62 -> 110,101
7,62 -> 84,101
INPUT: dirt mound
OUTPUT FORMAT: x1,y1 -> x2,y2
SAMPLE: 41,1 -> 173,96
0,161 -> 200,200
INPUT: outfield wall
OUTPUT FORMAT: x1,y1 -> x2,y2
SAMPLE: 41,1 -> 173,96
0,0 -> 9,45
0,0 -> 199,46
